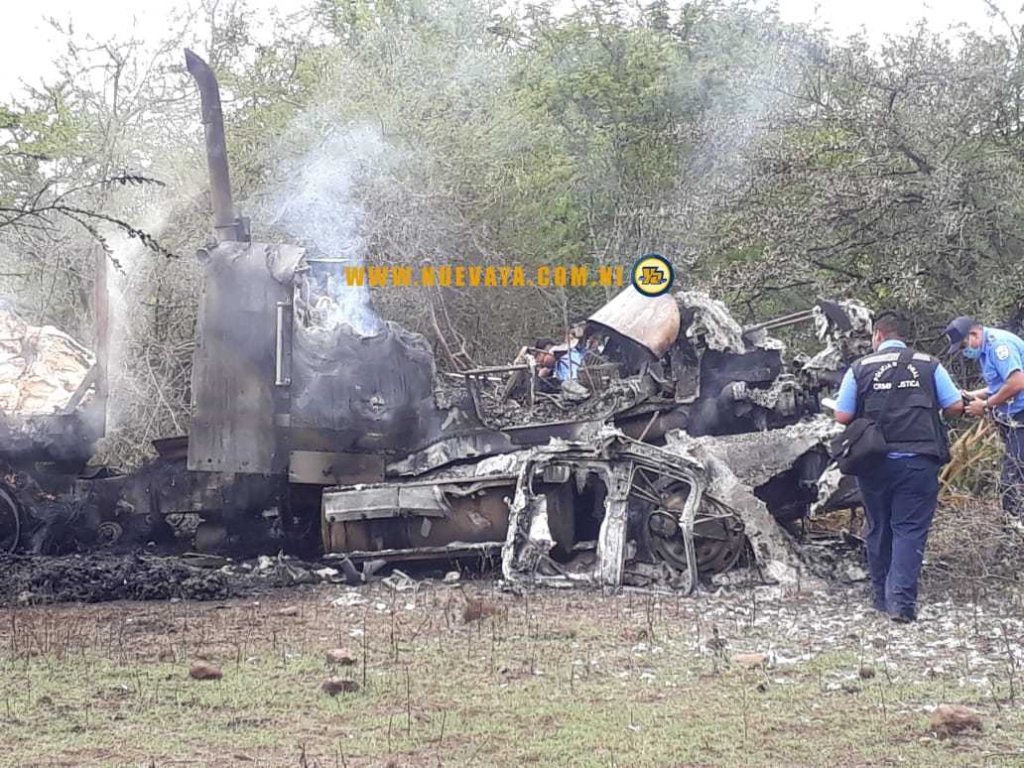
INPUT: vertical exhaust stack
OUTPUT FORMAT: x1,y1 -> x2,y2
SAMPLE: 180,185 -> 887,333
184,48 -> 282,476
185,49 -> 246,242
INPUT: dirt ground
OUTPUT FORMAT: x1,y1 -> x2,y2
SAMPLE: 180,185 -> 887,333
2,577 -> 1023,767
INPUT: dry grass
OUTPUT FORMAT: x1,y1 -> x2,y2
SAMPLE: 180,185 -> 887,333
928,420 -> 1022,594
2,581 -> 1023,766
926,495 -> 1019,592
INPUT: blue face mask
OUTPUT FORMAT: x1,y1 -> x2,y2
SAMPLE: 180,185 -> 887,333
962,344 -> 981,360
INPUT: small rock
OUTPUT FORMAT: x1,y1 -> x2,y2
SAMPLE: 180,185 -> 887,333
928,704 -> 983,738
382,570 -> 416,592
276,606 -> 300,617
331,593 -> 368,608
444,571 -> 461,584
841,565 -> 868,582
326,648 -> 357,666
321,677 -> 359,696
16,591 -> 34,606
858,665 -> 876,680
189,661 -> 223,681
158,649 -> 176,663
730,653 -> 768,668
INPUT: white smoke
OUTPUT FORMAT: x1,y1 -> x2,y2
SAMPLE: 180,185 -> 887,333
102,213 -> 173,436
673,22 -> 802,256
257,123 -> 387,338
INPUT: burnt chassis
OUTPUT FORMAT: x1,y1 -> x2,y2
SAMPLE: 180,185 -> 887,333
321,431 -> 733,592
501,433 -> 720,594
1,409 -> 103,554
322,414 -> 842,590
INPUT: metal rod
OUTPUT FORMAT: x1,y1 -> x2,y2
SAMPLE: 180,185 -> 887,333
637,410 -> 661,443
275,302 -> 291,386
63,364 -> 99,415
744,309 -> 816,334
455,364 -> 531,376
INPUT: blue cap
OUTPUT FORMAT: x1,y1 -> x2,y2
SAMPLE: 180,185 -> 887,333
943,316 -> 976,354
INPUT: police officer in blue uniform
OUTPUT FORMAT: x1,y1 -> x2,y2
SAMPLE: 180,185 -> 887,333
943,316 -> 1024,525
835,312 -> 963,623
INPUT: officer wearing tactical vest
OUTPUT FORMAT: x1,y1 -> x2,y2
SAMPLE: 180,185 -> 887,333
943,316 -> 1024,527
835,312 -> 963,623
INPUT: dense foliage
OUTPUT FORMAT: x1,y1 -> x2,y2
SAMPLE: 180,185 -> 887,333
2,0 -> 1023,461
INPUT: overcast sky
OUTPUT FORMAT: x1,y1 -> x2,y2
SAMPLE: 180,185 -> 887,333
2,0 -> 1021,101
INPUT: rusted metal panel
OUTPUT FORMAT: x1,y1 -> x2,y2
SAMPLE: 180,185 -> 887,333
588,288 -> 680,358
187,241 -> 291,475
288,450 -> 384,486
322,487 -> 510,554
323,485 -> 447,522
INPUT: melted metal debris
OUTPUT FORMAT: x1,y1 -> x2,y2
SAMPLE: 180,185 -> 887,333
676,290 -> 748,353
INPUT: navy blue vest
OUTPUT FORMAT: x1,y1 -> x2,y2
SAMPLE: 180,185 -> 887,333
853,347 -> 946,459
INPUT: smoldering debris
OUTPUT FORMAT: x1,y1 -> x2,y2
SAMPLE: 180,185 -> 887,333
473,376 -> 648,429
255,125 -> 387,338
0,554 -> 233,605
0,550 -> 486,606
676,290 -> 749,352
0,551 -> 331,606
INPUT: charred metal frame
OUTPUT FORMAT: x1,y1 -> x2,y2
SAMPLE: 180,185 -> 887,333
501,433 -> 706,594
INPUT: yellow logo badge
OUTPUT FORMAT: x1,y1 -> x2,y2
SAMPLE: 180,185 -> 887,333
631,254 -> 674,297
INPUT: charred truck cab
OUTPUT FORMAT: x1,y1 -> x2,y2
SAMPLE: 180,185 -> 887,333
180,50 -> 515,553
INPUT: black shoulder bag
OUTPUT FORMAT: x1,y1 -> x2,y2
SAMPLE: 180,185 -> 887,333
829,349 -> 912,476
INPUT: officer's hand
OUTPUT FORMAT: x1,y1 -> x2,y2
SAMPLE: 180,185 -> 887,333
965,398 -> 988,418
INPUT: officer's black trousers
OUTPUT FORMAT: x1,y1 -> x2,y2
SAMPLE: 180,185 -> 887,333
856,456 -> 940,618
998,423 -> 1024,520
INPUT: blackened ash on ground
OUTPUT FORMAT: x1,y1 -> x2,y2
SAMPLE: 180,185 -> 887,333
0,554 -> 235,605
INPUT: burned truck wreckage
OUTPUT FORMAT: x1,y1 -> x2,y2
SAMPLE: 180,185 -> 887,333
0,50 -> 871,592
